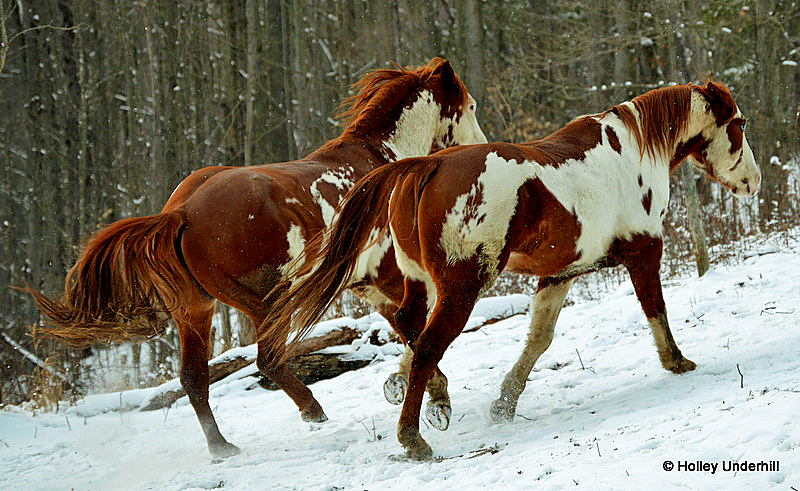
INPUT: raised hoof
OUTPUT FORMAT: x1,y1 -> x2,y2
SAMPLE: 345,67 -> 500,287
383,373 -> 407,405
425,400 -> 451,431
489,398 -> 516,424
209,441 -> 241,460
300,401 -> 329,423
664,356 -> 697,374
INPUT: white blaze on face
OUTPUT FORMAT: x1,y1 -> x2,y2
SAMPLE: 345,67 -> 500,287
309,167 -> 355,227
696,104 -> 761,197
447,95 -> 488,146
384,90 -> 441,161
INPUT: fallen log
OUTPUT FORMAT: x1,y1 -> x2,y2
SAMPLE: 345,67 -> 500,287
140,326 -> 359,411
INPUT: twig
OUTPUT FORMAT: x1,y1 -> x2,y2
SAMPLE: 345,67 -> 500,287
64,416 -> 71,431
0,331 -> 70,383
576,348 -> 585,370
360,418 -> 377,441
596,441 -> 601,457
736,364 -> 744,389
163,405 -> 170,423
0,438 -> 9,448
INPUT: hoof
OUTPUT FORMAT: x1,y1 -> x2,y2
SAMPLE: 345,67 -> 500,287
664,356 -> 697,374
489,398 -> 516,424
398,427 -> 433,461
301,401 -> 329,423
404,441 -> 434,461
209,441 -> 241,459
383,373 -> 407,405
425,400 -> 451,431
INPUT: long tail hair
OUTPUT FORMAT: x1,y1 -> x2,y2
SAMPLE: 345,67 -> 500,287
24,211 -> 192,348
260,156 -> 441,364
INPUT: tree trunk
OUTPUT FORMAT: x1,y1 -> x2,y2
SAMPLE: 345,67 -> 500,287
238,310 -> 256,346
681,162 -> 710,277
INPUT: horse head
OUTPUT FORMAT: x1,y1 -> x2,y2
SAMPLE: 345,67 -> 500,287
687,82 -> 761,197
422,58 -> 488,150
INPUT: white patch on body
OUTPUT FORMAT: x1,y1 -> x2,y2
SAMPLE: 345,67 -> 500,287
438,109 -> 679,274
391,230 -> 438,313
533,114 -> 670,265
352,228 -> 394,282
439,152 -> 536,273
309,166 -> 355,226
280,223 -> 306,276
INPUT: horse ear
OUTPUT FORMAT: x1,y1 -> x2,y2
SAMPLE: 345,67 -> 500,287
431,59 -> 456,86
697,81 -> 736,124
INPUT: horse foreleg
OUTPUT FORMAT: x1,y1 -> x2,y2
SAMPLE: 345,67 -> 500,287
491,277 -> 573,423
256,342 -> 328,423
177,307 -> 241,458
621,236 -> 696,373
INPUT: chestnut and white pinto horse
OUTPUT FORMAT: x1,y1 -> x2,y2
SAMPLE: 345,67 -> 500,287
26,58 -> 486,459
265,81 -> 760,460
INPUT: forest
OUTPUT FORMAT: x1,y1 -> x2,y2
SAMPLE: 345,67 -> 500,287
1,0 -> 798,406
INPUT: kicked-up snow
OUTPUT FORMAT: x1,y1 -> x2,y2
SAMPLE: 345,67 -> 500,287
1,232 -> 799,490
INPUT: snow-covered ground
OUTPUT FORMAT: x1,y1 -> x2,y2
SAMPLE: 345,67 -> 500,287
2,231 -> 799,490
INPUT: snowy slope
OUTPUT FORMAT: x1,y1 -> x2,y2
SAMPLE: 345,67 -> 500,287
1,233 -> 799,490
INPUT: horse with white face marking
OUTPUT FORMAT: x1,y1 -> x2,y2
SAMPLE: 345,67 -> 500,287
265,81 -> 760,460
25,58 -> 486,459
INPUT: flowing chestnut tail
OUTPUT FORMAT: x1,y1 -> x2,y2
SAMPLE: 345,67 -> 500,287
260,156 -> 441,365
25,211 -> 191,348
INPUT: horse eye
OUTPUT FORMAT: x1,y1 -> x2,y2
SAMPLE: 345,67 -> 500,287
469,104 -> 476,112
739,123 -> 746,131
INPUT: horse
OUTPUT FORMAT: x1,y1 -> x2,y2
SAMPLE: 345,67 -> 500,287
263,81 -> 761,460
25,57 -> 487,459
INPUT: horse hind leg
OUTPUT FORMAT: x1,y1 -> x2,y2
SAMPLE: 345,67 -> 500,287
175,302 -> 241,458
491,277 -> 574,423
380,279 -> 452,430
384,346 -> 451,430
397,265 -> 489,461
254,314 -> 327,423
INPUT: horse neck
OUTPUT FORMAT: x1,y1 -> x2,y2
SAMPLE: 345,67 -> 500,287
346,89 -> 441,163
613,88 -> 713,171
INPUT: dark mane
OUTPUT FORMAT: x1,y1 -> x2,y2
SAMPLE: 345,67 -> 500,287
335,58 -> 468,132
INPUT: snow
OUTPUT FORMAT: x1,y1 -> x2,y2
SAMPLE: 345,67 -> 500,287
2,233 -> 800,490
